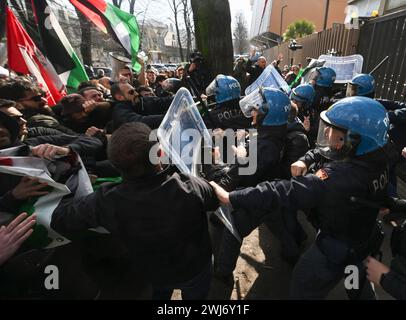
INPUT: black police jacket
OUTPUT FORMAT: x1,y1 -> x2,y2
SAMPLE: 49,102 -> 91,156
381,99 -> 406,153
381,256 -> 406,300
204,100 -> 252,130
229,150 -> 390,245
236,126 -> 286,188
51,168 -> 219,286
281,119 -> 310,178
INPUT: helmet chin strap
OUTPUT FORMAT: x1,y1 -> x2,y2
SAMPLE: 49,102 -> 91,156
347,132 -> 361,157
254,112 -> 266,128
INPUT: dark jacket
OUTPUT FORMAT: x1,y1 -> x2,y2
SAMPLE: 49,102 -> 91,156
0,133 -> 103,213
230,150 -> 390,245
282,119 -> 310,178
112,96 -> 173,131
381,99 -> 406,154
236,126 -> 286,188
62,108 -> 112,134
245,60 -> 265,86
23,134 -> 103,157
204,100 -> 252,130
380,198 -> 406,299
381,256 -> 406,300
26,113 -> 78,136
51,168 -> 219,286
182,64 -> 211,96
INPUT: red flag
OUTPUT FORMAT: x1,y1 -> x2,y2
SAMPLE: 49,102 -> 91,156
70,0 -> 107,33
6,7 -> 65,106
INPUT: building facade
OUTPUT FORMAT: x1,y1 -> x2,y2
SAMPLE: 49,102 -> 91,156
347,0 -> 406,17
249,0 -> 348,47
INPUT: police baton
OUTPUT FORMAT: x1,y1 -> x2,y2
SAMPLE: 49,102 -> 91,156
369,56 -> 389,76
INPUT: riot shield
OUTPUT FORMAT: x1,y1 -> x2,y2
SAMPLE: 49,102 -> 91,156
319,54 -> 364,84
158,88 -> 242,242
245,64 -> 291,96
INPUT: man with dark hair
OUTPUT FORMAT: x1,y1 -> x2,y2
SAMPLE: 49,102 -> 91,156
51,122 -> 219,299
137,86 -> 156,98
154,75 -> 170,98
0,103 -> 102,157
0,79 -> 75,135
111,82 -> 172,131
59,91 -> 112,134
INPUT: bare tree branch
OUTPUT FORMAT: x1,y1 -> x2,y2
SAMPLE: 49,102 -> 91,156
167,0 -> 184,61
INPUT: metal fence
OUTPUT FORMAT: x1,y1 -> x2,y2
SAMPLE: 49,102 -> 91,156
263,24 -> 359,68
357,10 -> 406,101
263,9 -> 406,101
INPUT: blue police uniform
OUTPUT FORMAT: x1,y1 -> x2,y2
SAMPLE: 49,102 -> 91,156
224,97 -> 392,299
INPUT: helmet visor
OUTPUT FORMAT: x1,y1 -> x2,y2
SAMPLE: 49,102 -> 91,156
307,69 -> 320,84
316,119 -> 352,160
239,88 -> 265,118
205,80 -> 216,97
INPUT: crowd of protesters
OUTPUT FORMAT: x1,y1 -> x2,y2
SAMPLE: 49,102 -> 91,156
0,47 -> 406,301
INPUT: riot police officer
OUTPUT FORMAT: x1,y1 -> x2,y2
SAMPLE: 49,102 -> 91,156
281,84 -> 315,178
346,73 -> 375,98
366,197 -> 406,300
346,73 -> 406,196
211,96 -> 392,299
306,67 -> 337,146
214,88 -> 294,282
204,75 -> 252,131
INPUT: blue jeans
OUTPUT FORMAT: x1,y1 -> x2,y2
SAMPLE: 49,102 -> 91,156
152,261 -> 213,300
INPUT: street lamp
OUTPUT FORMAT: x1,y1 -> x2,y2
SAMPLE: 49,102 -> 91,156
280,4 -> 288,44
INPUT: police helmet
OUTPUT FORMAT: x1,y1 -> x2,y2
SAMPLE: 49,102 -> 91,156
290,84 -> 315,108
259,88 -> 291,126
317,97 -> 389,160
347,74 -> 375,97
311,67 -> 336,88
206,75 -> 241,105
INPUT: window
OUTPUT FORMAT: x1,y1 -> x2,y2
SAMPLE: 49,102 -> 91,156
386,0 -> 406,11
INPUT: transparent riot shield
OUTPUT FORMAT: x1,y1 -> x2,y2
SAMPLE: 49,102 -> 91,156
319,54 -> 364,84
158,88 -> 242,242
245,64 -> 291,96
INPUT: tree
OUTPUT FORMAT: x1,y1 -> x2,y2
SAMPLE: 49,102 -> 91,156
111,0 -> 137,14
9,0 -> 41,46
181,0 -> 193,59
112,0 -> 124,8
283,19 -> 315,41
233,12 -> 249,55
128,0 -> 136,14
190,0 -> 233,78
168,0 -> 184,62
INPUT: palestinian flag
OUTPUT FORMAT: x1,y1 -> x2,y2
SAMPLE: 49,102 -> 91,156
0,146 -> 98,249
70,0 -> 141,72
6,7 -> 65,106
31,1 -> 88,93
